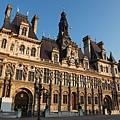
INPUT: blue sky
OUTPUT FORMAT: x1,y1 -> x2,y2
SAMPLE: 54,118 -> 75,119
0,0 -> 120,62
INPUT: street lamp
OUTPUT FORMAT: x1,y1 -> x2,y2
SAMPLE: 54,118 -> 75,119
35,83 -> 49,120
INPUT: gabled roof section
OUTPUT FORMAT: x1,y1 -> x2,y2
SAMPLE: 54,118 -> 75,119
2,13 -> 38,40
91,41 -> 102,59
109,52 -> 116,63
40,38 -> 59,60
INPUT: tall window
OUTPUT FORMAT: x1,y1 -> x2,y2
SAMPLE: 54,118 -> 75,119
1,39 -> 7,48
28,71 -> 34,81
31,48 -> 36,57
53,94 -> 58,103
0,65 -> 3,76
20,45 -> 25,54
106,67 -> 108,73
80,96 -> 84,104
54,54 -> 58,62
80,75 -> 84,87
63,95 -> 67,104
94,78 -> 98,89
100,65 -> 103,72
95,97 -> 98,104
16,69 -> 23,80
72,73 -> 77,87
88,96 -> 91,104
22,27 -> 27,36
54,70 -> 59,85
44,68 -> 49,83
64,72 -> 69,86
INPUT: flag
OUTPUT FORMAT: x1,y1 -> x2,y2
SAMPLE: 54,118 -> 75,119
69,26 -> 72,30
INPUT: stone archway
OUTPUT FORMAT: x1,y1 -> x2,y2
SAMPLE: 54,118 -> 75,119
14,88 -> 33,116
103,95 -> 112,114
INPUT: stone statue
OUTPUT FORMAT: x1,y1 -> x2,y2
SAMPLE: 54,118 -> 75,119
23,65 -> 28,80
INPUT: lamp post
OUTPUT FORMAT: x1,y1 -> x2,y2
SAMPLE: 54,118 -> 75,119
36,82 -> 49,120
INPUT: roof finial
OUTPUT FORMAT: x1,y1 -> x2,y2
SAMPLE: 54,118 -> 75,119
48,33 -> 50,39
95,38 -> 96,43
17,5 -> 19,13
63,6 -> 65,12
26,10 -> 29,17
42,31 -> 44,37
54,35 -> 56,40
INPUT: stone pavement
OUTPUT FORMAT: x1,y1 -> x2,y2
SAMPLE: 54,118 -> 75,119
0,115 -> 120,120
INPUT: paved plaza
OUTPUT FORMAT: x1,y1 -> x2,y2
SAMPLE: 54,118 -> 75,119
0,115 -> 120,120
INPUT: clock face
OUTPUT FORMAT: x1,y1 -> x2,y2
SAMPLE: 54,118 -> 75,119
63,38 -> 70,46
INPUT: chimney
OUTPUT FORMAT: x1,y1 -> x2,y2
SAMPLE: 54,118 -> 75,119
4,4 -> 12,21
83,35 -> 91,60
31,15 -> 39,34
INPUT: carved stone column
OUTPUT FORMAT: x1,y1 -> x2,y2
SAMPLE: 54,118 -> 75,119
98,79 -> 102,114
91,78 -> 94,114
58,72 -> 62,116
49,70 -> 53,111
34,67 -> 43,113
84,76 -> 87,115
68,74 -> 71,115
3,62 -> 15,97
77,75 -> 80,108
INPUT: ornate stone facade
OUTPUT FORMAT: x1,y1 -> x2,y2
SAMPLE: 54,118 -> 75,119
0,4 -> 120,116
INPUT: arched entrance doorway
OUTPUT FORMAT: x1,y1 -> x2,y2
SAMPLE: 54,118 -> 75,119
103,95 -> 112,114
72,92 -> 76,110
14,88 -> 33,116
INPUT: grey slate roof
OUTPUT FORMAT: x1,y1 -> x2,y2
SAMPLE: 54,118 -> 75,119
2,13 -> 38,40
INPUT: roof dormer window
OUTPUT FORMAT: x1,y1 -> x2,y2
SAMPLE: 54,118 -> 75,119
54,54 -> 58,62
20,45 -> 25,54
22,27 -> 27,36
19,22 -> 29,37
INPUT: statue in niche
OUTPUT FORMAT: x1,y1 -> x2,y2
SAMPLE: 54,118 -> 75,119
5,63 -> 15,80
23,65 -> 28,80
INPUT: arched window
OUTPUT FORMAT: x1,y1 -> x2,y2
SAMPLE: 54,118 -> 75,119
31,48 -> 36,57
1,39 -> 7,48
22,27 -> 27,36
54,54 -> 58,62
100,65 -> 103,72
19,45 -> 25,54
10,43 -> 14,51
106,67 -> 108,73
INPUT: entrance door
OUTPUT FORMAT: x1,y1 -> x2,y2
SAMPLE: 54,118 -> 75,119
72,92 -> 76,110
14,91 -> 29,116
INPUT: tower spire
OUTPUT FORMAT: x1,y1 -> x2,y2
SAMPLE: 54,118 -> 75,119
58,11 -> 69,38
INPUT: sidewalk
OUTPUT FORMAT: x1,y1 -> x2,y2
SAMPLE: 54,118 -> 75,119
1,115 -> 120,120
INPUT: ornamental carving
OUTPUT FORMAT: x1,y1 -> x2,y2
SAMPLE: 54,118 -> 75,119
5,62 -> 15,80
23,65 -> 28,80
35,67 -> 43,83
